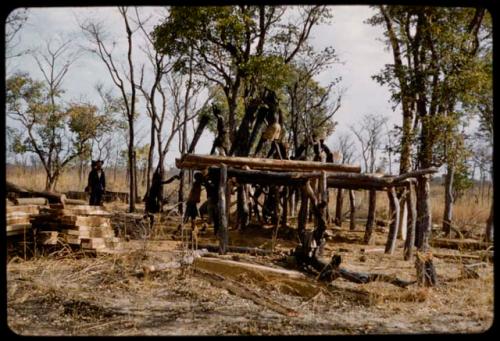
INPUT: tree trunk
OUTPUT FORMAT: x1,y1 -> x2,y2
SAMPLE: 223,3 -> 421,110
218,164 -> 228,254
145,117 -> 156,201
485,164 -> 493,242
385,186 -> 400,254
442,164 -> 454,236
364,190 -> 377,244
404,182 -> 416,260
335,188 -> 344,226
349,190 -> 356,231
128,133 -> 136,212
415,176 -> 431,251
178,170 -> 185,215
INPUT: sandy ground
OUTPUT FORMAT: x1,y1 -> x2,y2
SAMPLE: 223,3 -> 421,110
6,213 -> 494,336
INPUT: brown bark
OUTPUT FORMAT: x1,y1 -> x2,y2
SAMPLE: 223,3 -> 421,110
218,164 -> 228,254
385,186 -> 400,254
176,154 -> 361,173
442,164 -> 454,236
415,176 -> 432,251
349,190 -> 356,231
334,188 -> 344,227
404,182 -> 416,260
364,190 -> 377,244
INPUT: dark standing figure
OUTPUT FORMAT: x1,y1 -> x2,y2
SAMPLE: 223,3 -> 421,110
87,160 -> 106,206
182,172 -> 204,227
202,171 -> 220,235
210,104 -> 229,156
145,168 -> 180,214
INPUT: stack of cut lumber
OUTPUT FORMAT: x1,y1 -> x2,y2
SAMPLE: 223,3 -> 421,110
32,204 -> 122,253
6,205 -> 41,237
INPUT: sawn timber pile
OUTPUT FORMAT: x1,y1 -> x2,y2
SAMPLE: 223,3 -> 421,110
32,204 -> 122,253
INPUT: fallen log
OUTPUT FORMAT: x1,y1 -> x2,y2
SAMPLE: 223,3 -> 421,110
193,256 -> 307,280
292,239 -> 415,288
6,181 -> 30,194
13,197 -> 48,206
176,154 -> 361,173
64,198 -> 88,205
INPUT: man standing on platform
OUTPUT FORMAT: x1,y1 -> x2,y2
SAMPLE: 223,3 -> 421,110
87,160 -> 106,206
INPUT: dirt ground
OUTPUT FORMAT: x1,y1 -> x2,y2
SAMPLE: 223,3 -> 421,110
6,208 -> 494,336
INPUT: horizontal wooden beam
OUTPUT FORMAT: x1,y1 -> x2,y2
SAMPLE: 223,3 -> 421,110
176,154 -> 361,173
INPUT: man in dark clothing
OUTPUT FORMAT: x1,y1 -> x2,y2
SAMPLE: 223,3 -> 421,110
145,168 -> 180,214
87,160 -> 106,206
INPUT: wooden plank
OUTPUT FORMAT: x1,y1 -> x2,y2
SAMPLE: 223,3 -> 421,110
13,197 -> 48,205
59,215 -> 111,227
6,205 -> 40,214
193,257 -> 307,280
6,216 -> 31,225
64,198 -> 88,205
177,154 -> 361,173
6,224 -> 32,232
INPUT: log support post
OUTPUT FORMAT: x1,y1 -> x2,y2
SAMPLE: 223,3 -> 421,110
218,164 -> 228,254
364,190 -> 377,244
349,190 -> 356,231
385,186 -> 400,254
404,181 -> 416,260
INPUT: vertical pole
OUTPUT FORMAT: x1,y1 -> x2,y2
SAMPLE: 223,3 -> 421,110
385,186 -> 400,254
320,171 -> 328,225
298,184 -> 309,245
364,190 -> 377,244
404,182 -> 416,260
218,164 -> 228,254
226,178 -> 232,228
349,189 -> 356,231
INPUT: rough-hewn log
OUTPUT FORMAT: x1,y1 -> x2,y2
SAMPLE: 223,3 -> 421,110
176,154 -> 361,173
334,188 -> 343,226
404,183 -> 416,260
349,190 -> 356,231
385,187 -> 400,254
6,181 -> 30,194
31,190 -> 67,204
64,198 -> 88,205
226,167 -> 319,186
415,175 -> 432,250
218,164 -> 228,254
13,197 -> 48,205
364,190 -> 377,244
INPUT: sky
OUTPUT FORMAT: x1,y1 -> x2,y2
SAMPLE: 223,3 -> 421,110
6,5 -> 399,170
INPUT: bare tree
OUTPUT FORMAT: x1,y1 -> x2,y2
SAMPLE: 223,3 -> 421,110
350,114 -> 388,173
81,7 -> 140,212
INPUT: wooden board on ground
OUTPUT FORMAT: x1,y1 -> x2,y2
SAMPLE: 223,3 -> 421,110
193,257 -> 307,281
